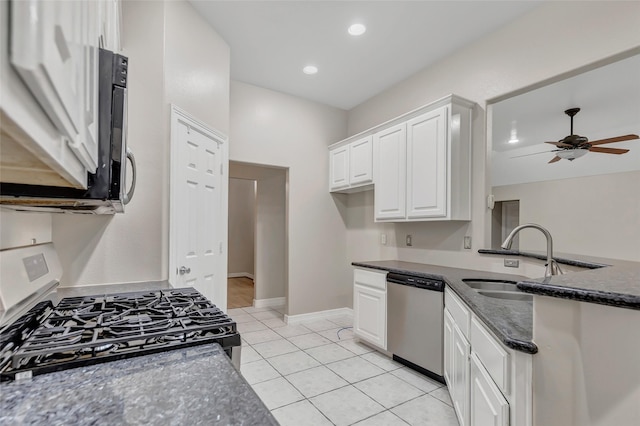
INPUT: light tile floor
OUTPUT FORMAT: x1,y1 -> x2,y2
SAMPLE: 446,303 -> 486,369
229,306 -> 459,426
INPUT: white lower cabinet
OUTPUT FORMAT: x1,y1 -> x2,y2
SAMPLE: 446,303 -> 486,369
352,268 -> 387,350
470,353 -> 509,426
445,287 -> 532,426
451,318 -> 470,426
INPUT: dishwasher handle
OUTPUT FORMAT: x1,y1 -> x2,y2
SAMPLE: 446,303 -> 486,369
387,273 -> 444,291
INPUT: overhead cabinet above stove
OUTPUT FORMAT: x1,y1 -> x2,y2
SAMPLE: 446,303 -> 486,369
328,95 -> 474,222
0,0 -> 121,189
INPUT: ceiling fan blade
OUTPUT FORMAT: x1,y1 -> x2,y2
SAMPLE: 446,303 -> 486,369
588,146 -> 630,155
548,156 -> 562,164
589,134 -> 639,146
545,141 -> 573,148
510,151 -> 554,159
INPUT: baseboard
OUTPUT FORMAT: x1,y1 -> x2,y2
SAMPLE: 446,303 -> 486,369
253,297 -> 286,308
285,307 -> 354,325
227,272 -> 255,280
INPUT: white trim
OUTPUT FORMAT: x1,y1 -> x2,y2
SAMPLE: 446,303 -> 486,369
285,307 -> 354,325
227,272 -> 255,280
253,297 -> 286,309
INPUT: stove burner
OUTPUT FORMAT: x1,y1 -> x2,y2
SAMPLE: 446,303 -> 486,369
0,288 -> 240,381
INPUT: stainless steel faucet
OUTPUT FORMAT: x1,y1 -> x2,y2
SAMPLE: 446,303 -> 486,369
501,223 -> 563,279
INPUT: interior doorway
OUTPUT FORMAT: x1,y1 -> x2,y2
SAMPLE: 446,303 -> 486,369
227,161 -> 288,313
227,177 -> 256,308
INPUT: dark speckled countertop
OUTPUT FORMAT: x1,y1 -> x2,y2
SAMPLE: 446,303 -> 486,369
0,344 -> 277,425
479,249 -> 640,310
352,261 -> 537,354
0,281 -> 277,426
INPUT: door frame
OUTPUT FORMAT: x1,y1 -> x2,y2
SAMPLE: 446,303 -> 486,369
169,105 -> 229,307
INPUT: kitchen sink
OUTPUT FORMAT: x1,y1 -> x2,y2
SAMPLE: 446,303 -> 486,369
476,290 -> 533,302
462,278 -> 532,302
462,279 -> 519,291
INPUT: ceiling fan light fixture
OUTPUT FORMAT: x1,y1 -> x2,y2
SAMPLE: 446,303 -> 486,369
556,149 -> 589,161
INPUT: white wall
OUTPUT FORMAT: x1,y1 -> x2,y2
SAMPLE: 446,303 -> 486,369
345,1 -> 640,265
228,178 -> 255,276
255,171 -> 286,301
229,81 -> 349,315
493,171 -> 640,262
52,0 -> 231,287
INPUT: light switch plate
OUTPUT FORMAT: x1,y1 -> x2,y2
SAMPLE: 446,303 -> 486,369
406,234 -> 412,246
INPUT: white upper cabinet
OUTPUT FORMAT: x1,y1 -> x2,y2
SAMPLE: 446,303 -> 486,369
349,136 -> 373,185
329,145 -> 350,191
99,0 -> 122,52
329,135 -> 373,193
374,96 -> 473,222
328,95 -> 473,221
406,107 -> 447,219
0,0 -> 120,189
373,124 -> 406,220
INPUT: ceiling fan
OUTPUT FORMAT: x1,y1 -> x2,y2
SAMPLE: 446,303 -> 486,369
543,108 -> 639,163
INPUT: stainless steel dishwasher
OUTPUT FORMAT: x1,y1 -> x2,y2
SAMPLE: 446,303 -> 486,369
387,272 -> 445,383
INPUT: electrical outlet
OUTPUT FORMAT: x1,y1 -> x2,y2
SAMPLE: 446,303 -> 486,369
464,236 -> 472,249
504,259 -> 519,268
406,234 -> 412,246
381,233 -> 387,245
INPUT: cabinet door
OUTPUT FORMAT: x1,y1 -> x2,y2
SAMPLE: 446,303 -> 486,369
11,0 -> 99,172
452,322 -> 470,426
374,123 -> 406,220
99,0 -> 122,52
353,283 -> 386,349
329,145 -> 349,191
444,308 -> 455,387
470,353 -> 509,426
349,136 -> 373,185
406,106 -> 448,219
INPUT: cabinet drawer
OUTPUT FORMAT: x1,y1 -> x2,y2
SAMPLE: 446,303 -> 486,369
471,317 -> 510,395
354,268 -> 387,291
445,287 -> 470,339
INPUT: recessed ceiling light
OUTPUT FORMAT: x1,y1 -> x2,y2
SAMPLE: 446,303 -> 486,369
348,23 -> 366,36
303,65 -> 318,75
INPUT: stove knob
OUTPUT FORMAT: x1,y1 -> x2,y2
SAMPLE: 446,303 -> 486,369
179,266 -> 191,275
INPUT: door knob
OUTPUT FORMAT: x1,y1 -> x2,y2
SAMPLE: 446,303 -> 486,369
179,266 -> 191,275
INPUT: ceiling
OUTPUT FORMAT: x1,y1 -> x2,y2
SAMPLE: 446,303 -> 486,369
492,53 -> 640,153
189,1 -> 541,110
491,53 -> 640,186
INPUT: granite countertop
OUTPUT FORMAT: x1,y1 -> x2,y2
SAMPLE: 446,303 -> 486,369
352,260 -> 537,354
479,249 -> 640,310
0,344 -> 277,425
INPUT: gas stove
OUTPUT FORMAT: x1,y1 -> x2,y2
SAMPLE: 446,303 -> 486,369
0,244 -> 240,381
1,287 -> 240,381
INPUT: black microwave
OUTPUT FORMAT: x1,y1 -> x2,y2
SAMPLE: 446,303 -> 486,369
0,48 -> 136,214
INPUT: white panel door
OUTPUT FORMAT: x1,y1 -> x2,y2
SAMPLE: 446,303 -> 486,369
170,110 -> 223,304
374,123 -> 406,220
470,353 -> 509,426
349,136 -> 373,185
406,106 -> 448,219
452,322 -> 471,426
353,284 -> 386,349
329,145 -> 349,191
